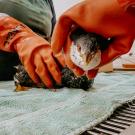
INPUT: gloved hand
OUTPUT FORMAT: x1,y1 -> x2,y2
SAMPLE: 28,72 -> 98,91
0,13 -> 65,88
51,0 -> 135,79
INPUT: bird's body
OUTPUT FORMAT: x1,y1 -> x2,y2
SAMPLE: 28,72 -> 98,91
14,65 -> 94,91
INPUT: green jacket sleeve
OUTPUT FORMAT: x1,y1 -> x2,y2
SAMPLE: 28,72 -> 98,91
0,0 -> 56,37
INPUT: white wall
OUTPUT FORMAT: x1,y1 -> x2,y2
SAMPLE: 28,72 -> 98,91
53,0 -> 80,18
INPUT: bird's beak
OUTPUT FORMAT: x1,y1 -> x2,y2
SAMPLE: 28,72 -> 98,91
82,53 -> 93,65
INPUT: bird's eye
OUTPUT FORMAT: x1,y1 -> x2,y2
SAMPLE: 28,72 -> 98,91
77,44 -> 81,52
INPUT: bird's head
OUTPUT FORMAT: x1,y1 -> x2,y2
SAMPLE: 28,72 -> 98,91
70,29 -> 102,71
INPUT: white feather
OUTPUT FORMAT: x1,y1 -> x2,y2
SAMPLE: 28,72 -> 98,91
70,42 -> 101,71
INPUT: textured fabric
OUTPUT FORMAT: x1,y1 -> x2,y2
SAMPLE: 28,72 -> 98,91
0,0 -> 54,37
0,71 -> 135,135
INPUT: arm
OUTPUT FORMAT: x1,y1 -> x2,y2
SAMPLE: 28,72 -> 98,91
51,0 -> 135,79
0,14 -> 64,88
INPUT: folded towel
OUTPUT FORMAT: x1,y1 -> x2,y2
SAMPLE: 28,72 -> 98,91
0,71 -> 134,135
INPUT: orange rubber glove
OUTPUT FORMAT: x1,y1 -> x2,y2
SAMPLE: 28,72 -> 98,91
51,0 -> 135,79
0,13 -> 65,88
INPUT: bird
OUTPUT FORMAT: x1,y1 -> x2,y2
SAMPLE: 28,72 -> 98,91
14,28 -> 110,92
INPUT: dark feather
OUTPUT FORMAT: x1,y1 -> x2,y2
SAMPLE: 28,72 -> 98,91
14,65 -> 94,91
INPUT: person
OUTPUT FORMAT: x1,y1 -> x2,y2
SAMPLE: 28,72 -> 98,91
0,0 -> 65,88
51,0 -> 135,79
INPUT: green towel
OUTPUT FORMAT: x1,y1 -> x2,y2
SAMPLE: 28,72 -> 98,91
0,71 -> 135,135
